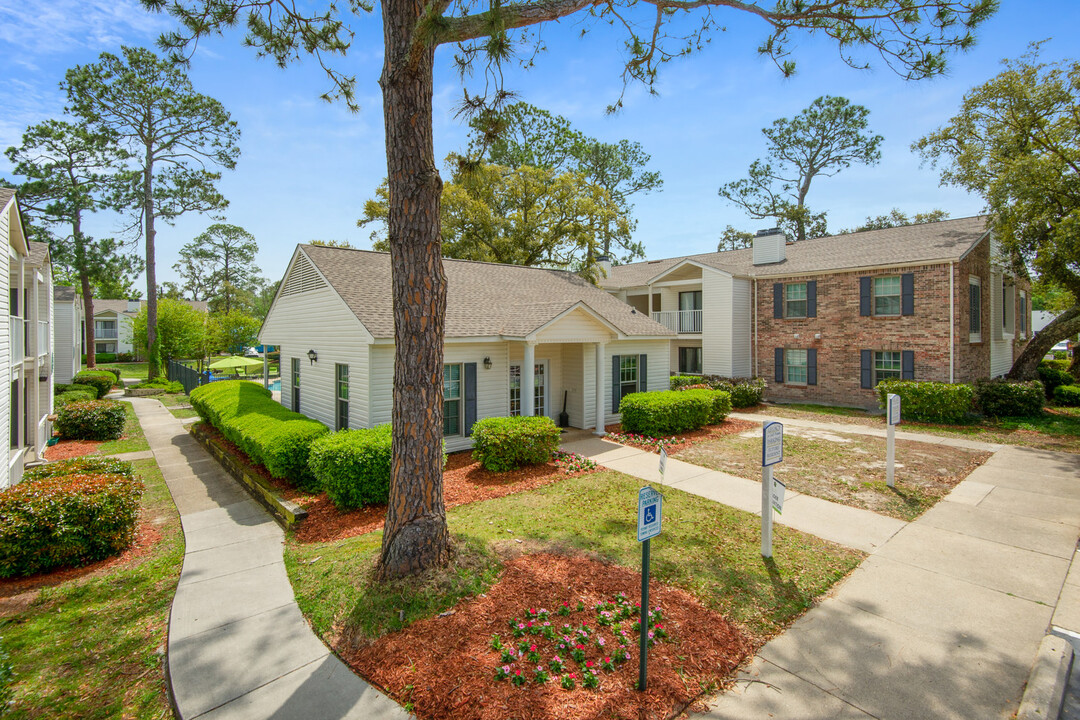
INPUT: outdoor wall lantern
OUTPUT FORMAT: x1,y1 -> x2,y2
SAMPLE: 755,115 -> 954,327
307,349 -> 318,365
483,357 -> 492,369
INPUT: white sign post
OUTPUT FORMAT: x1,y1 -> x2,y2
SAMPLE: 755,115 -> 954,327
886,393 -> 901,488
658,446 -> 667,480
761,422 -> 783,558
636,486 -> 662,691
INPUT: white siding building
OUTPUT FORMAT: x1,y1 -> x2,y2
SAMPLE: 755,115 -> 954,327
53,286 -> 84,384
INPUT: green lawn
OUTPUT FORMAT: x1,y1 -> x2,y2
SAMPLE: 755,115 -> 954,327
156,392 -> 198,419
93,401 -> 150,455
286,470 -> 864,646
85,362 -> 148,380
1,458 -> 183,719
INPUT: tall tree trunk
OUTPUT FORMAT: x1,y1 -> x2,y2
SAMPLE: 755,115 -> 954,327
144,157 -> 159,380
376,0 -> 452,579
72,215 -> 96,370
1006,305 -> 1080,380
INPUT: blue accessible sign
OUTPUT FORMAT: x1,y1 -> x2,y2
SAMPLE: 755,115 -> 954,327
637,486 -> 662,542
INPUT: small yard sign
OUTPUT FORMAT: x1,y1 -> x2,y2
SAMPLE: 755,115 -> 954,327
886,393 -> 900,487
658,446 -> 667,478
887,393 -> 901,426
637,486 -> 663,542
760,422 -> 783,558
762,422 -> 784,466
771,478 -> 786,515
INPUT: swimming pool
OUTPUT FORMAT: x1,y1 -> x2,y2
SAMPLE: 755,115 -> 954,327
268,379 -> 281,391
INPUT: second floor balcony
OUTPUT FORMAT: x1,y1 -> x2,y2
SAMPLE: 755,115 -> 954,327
95,329 -> 119,339
651,309 -> 703,334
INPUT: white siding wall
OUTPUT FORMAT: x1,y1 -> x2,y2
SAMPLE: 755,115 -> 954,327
603,339 -> 671,425
262,285 -> 372,429
701,270 -> 733,376
988,270 -> 1012,377
1,210 -> 11,488
54,301 -> 77,384
730,278 -> 753,377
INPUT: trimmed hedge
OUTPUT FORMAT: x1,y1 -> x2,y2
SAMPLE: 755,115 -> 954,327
1053,384 -> 1080,407
620,389 -> 731,436
24,456 -> 136,483
309,425 -> 393,509
131,378 -> 183,393
73,370 -> 116,399
669,375 -> 701,390
875,380 -> 975,424
1037,362 -> 1075,399
190,380 -> 328,491
670,375 -> 766,408
471,416 -> 562,472
55,400 -> 127,440
974,378 -> 1044,418
55,389 -> 97,407
0,472 -> 142,577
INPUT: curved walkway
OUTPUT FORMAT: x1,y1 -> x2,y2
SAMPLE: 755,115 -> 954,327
128,398 -> 409,720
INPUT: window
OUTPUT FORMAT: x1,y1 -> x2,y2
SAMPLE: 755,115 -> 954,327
969,276 -> 982,341
678,347 -> 702,375
873,276 -> 902,316
678,291 -> 702,332
94,319 -> 117,338
10,380 -> 17,449
784,349 -> 808,384
443,364 -> 461,436
510,364 -> 545,416
620,355 -> 639,401
335,363 -> 349,431
874,351 -> 902,384
1019,291 -> 1027,336
785,283 -> 807,318
291,358 -> 301,413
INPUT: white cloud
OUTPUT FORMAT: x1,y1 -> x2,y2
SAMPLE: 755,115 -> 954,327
0,0 -> 168,55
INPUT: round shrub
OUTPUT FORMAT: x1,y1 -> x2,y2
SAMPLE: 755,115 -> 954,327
471,416 -> 562,472
673,375 -> 766,408
875,380 -> 974,424
0,472 -> 143,577
55,389 -> 97,407
309,425 -> 393,509
55,400 -> 127,441
73,370 -> 116,399
974,378 -> 1044,418
24,457 -> 135,483
620,389 -> 729,436
1037,362 -> 1075,399
1053,384 -> 1080,407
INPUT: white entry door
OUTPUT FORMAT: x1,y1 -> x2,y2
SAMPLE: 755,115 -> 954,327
510,362 -> 547,417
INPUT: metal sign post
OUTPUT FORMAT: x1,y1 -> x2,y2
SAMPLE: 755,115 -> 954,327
637,486 -> 662,691
886,393 -> 901,488
761,422 -> 783,558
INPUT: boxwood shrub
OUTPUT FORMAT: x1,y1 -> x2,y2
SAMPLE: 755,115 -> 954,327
671,375 -> 766,408
55,388 -> 98,407
973,378 -> 1044,418
0,472 -> 142,577
1037,362 -> 1075,399
190,380 -> 328,491
73,370 -> 116,399
620,389 -> 730,436
55,400 -> 127,441
875,380 -> 975,424
309,425 -> 393,509
669,375 -> 702,390
24,456 -> 136,483
1052,384 -> 1080,407
471,416 -> 562,472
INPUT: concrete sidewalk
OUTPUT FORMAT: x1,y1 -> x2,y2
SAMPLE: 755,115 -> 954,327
128,398 -> 409,720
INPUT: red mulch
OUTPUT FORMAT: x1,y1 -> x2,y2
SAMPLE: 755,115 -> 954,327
604,419 -> 759,454
43,439 -> 103,461
0,521 -> 163,617
345,553 -> 754,720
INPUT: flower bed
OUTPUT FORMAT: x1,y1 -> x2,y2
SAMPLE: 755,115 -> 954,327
605,418 -> 758,454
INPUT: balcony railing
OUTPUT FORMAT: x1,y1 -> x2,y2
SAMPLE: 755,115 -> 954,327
651,309 -> 703,334
37,321 -> 49,357
95,329 -> 118,339
9,317 -> 23,361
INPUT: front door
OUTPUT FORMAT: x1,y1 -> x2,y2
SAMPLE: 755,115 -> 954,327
510,362 -> 547,417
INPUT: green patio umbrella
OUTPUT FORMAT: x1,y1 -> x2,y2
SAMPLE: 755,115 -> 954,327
208,356 -> 264,373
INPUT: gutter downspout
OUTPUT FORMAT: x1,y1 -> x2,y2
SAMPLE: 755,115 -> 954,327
753,279 -> 758,378
949,261 -> 955,383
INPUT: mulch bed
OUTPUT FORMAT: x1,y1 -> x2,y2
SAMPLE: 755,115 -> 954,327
43,439 -> 103,461
345,552 -> 754,720
605,418 -> 759,454
0,521 -> 163,618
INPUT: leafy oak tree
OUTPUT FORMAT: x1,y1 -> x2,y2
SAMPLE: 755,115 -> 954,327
175,223 -> 260,313
3,120 -> 141,368
839,208 -> 949,233
63,46 -> 239,380
719,95 -> 884,242
914,46 -> 1080,378
131,297 -> 208,366
717,225 -> 755,251
146,0 -> 996,578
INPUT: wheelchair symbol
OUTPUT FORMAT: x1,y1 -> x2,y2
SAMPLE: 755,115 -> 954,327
644,504 -> 656,524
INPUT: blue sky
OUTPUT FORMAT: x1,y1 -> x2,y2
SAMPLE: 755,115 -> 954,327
1,1 -> 1077,293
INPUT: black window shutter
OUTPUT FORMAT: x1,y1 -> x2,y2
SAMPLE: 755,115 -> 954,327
859,277 -> 871,316
902,350 -> 915,380
611,354 -> 620,413
807,349 -> 818,386
901,273 -> 914,316
807,281 -> 817,317
860,349 -> 873,389
464,362 -> 477,436
773,283 -> 783,319
638,354 -> 647,392
774,348 -> 784,384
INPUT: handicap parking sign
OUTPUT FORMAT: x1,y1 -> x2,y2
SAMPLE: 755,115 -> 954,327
637,486 -> 662,542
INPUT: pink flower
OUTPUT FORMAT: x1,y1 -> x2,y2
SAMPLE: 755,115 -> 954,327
586,660 -> 594,668
604,657 -> 611,663
529,644 -> 537,652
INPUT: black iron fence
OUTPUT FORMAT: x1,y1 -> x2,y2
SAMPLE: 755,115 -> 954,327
168,359 -> 207,395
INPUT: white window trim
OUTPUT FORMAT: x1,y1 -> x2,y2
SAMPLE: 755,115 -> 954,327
968,275 -> 982,344
873,350 -> 903,385
1002,277 -> 1015,340
784,349 -> 808,386
784,282 -> 808,319
443,364 -> 462,437
872,276 -> 902,317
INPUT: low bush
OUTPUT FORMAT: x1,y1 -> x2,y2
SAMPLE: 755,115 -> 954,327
190,380 -> 328,490
974,378 -> 1044,418
0,635 -> 12,713
0,472 -> 142,577
55,389 -> 97,407
669,375 -> 702,390
73,370 -> 116,399
83,352 -> 117,363
620,389 -> 730,436
1053,384 -> 1080,407
54,383 -> 73,395
1037,362 -> 1075,399
875,380 -> 975,424
1053,350 -> 1069,361
131,378 -> 184,393
671,375 -> 766,408
55,400 -> 127,441
470,416 -> 562,472
24,457 -> 135,483
309,426 -> 393,509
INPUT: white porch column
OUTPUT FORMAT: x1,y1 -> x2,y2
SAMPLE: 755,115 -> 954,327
594,341 -> 606,436
263,352 -> 269,389
523,342 -> 535,417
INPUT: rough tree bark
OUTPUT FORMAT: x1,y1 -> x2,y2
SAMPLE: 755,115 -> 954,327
144,152 -> 159,380
376,0 -> 452,579
1007,305 -> 1080,380
71,212 -> 97,370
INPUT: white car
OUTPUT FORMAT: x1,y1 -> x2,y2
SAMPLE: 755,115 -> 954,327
1046,339 -> 1071,360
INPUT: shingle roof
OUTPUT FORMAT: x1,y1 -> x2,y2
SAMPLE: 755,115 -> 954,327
603,216 -> 990,289
27,241 -> 49,266
300,245 -> 674,340
92,298 -> 208,316
0,188 -> 14,208
54,286 -> 77,302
